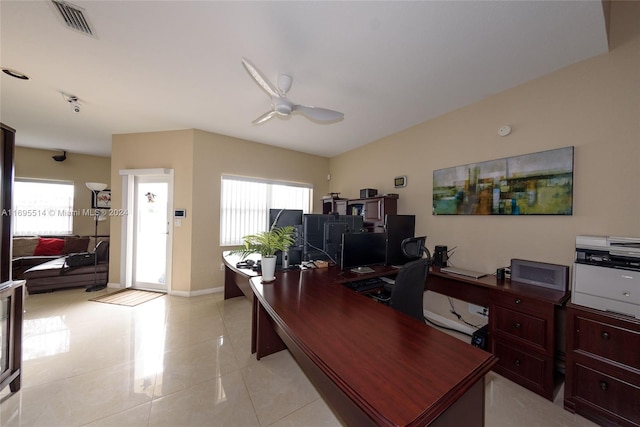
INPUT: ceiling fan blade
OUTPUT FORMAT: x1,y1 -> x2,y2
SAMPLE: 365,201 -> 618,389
242,58 -> 280,98
294,105 -> 344,122
252,110 -> 276,125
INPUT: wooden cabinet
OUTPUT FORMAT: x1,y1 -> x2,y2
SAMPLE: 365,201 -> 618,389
490,290 -> 559,400
347,196 -> 397,232
322,197 -> 347,215
0,281 -> 24,393
564,303 -> 640,426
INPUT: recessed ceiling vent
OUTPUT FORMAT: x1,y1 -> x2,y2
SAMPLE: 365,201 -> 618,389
51,0 -> 96,37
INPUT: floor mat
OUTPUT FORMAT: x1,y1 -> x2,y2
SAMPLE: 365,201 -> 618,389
89,289 -> 164,307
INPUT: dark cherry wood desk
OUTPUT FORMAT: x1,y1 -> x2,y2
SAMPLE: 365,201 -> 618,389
246,264 -> 497,427
428,268 -> 570,401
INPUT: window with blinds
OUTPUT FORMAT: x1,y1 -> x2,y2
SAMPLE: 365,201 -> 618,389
220,176 -> 312,246
13,179 -> 75,236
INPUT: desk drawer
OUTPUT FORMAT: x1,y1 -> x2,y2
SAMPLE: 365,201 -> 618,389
493,306 -> 547,351
572,363 -> 640,426
491,291 -> 551,317
573,313 -> 640,371
494,340 -> 548,394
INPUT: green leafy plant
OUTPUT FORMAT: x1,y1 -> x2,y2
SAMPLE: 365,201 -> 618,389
231,225 -> 296,259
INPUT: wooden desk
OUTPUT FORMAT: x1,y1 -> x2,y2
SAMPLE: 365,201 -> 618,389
249,266 -> 497,427
428,268 -> 570,401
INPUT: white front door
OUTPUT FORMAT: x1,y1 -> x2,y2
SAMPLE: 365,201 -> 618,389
133,176 -> 170,291
119,169 -> 173,292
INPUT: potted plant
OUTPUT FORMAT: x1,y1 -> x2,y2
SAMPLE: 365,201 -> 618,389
231,225 -> 296,282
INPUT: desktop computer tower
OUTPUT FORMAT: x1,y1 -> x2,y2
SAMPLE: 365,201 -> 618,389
384,214 -> 416,266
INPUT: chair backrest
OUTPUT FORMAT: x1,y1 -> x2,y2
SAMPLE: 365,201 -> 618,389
389,258 -> 430,321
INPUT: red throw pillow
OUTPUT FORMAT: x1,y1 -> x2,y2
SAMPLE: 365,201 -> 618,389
33,237 -> 65,256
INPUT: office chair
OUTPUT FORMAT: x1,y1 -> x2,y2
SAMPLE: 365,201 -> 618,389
388,257 -> 430,322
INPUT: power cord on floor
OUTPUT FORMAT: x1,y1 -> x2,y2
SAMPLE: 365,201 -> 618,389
423,316 -> 473,337
448,297 -> 484,329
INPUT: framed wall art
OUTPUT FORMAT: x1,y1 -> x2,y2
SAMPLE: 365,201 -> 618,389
433,147 -> 574,215
91,189 -> 111,209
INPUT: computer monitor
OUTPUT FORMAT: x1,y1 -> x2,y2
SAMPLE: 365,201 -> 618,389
340,232 -> 386,272
269,209 -> 303,267
302,214 -> 364,262
384,214 -> 416,266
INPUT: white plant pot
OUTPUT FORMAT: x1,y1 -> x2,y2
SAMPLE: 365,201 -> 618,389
261,255 -> 277,282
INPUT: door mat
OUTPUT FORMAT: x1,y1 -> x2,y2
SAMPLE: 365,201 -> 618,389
89,289 -> 164,307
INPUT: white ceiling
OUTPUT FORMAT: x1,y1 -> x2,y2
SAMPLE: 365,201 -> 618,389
1,1 -> 608,158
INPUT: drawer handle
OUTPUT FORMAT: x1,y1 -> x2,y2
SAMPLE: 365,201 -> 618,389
601,331 -> 610,340
514,359 -> 521,367
515,298 -> 522,305
599,381 -> 608,391
514,322 -> 522,329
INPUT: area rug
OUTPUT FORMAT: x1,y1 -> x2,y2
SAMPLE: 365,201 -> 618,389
89,289 -> 164,307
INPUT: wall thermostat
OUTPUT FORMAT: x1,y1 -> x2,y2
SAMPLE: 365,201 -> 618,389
174,209 -> 186,218
394,176 -> 407,188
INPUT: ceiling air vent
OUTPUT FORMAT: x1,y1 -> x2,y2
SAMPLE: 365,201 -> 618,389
51,0 -> 96,37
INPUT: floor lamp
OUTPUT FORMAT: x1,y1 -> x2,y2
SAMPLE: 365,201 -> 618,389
86,182 -> 107,292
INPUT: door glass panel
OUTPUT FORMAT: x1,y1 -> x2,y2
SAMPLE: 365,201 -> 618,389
134,181 -> 168,288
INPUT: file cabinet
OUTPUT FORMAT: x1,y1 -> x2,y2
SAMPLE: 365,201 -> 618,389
564,303 -> 640,426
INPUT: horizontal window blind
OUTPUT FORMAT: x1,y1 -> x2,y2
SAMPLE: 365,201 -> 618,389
220,176 -> 311,246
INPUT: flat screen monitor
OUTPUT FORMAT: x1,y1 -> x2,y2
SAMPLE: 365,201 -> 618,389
340,232 -> 386,272
269,209 -> 303,267
385,214 -> 416,266
302,214 -> 363,262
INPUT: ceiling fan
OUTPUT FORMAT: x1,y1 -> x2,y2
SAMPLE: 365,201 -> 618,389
241,57 -> 344,125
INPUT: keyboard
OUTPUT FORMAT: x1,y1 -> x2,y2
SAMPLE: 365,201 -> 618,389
346,277 -> 385,293
440,266 -> 487,279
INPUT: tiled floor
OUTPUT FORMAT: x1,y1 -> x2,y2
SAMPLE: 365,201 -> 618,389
0,288 -> 596,426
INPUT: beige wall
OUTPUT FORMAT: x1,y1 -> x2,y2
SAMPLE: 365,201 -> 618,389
329,1 -> 640,323
110,129 -> 329,293
15,147 -> 111,236
110,129 -> 195,292
191,130 -> 329,291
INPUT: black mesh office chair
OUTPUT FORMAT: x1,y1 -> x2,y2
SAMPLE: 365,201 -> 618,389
388,257 -> 430,322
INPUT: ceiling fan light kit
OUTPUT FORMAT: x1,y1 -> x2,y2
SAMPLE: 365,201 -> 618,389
242,57 -> 344,125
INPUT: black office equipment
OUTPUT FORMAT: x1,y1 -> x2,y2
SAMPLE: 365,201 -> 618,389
433,245 -> 448,267
340,232 -> 386,272
269,209 -> 303,267
345,277 -> 385,293
384,214 -> 416,266
302,214 -> 363,262
388,258 -> 430,321
471,325 -> 489,350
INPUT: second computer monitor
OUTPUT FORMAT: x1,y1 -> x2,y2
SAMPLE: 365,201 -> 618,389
340,232 -> 386,272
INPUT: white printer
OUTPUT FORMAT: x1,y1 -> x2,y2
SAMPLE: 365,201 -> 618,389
572,235 -> 640,319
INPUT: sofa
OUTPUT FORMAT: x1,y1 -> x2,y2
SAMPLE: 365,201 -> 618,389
12,235 -> 107,279
23,240 -> 109,294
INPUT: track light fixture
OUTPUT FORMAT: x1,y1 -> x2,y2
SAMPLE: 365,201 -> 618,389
62,93 -> 81,113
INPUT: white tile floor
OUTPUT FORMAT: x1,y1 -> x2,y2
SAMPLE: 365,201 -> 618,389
0,288 -> 597,426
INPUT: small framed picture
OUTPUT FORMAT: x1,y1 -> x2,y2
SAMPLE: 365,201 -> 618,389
394,176 -> 407,188
92,189 -> 111,209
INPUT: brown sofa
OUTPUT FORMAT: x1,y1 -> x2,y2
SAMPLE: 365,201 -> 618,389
23,241 -> 109,294
12,235 -> 107,279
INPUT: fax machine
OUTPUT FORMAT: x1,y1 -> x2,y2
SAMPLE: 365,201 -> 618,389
573,235 -> 640,318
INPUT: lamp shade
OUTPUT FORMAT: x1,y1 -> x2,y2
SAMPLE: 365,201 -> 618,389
86,182 -> 107,192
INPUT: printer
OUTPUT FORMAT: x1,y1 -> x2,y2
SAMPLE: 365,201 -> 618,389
573,235 -> 640,319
